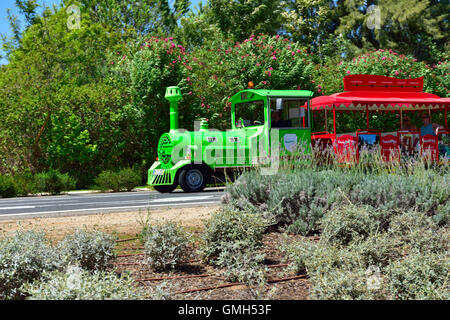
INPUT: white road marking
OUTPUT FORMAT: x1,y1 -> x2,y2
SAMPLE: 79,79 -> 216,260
0,206 -> 36,210
0,201 -> 219,219
149,195 -> 216,203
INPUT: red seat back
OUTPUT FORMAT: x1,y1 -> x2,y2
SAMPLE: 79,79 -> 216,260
380,134 -> 400,162
335,135 -> 357,163
420,134 -> 439,161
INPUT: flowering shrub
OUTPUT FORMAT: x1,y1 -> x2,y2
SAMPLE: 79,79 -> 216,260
58,229 -> 116,271
315,49 -> 449,97
189,35 -> 318,128
108,37 -> 202,160
0,230 -> 62,299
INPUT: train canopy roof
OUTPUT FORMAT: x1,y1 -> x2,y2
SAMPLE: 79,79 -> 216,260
310,75 -> 450,111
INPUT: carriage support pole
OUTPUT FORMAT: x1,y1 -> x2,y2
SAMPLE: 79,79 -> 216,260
333,105 -> 336,135
366,105 -> 369,130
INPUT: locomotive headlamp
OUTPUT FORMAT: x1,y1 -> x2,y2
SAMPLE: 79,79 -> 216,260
248,81 -> 254,89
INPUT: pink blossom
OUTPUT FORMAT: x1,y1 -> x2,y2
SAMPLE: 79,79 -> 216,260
272,56 -> 277,60
394,71 -> 399,76
382,56 -> 387,60
169,37 -> 174,40
346,70 -> 351,74
170,43 -> 176,48
188,91 -> 192,95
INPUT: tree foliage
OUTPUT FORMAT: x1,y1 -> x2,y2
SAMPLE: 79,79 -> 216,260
0,0 -> 448,186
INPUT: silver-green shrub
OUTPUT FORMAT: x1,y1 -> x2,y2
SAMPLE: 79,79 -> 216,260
142,221 -> 191,271
58,229 -> 116,271
0,230 -> 62,299
386,253 -> 449,300
200,207 -> 268,265
226,169 -> 362,235
388,210 -> 449,254
226,168 -> 449,234
282,207 -> 449,300
23,265 -> 145,300
217,242 -> 267,281
319,205 -> 391,245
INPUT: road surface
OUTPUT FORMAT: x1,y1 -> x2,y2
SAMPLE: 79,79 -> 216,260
0,188 -> 224,220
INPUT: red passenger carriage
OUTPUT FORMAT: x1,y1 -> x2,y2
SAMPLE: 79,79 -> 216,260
309,75 -> 449,163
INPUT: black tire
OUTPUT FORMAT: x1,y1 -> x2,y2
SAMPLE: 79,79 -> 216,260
179,166 -> 208,192
154,184 -> 177,193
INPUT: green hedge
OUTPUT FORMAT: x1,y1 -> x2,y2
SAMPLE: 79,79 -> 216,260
94,168 -> 141,192
34,170 -> 76,195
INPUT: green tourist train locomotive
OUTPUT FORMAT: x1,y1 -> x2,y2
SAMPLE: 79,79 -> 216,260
148,85 -> 314,193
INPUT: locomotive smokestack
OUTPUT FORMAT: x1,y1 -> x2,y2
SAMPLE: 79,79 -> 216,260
165,86 -> 182,131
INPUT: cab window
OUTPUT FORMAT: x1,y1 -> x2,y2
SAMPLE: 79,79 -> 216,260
235,100 -> 265,127
270,98 -> 309,128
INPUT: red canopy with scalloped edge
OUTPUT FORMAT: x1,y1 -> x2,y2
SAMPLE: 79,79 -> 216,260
310,75 -> 449,111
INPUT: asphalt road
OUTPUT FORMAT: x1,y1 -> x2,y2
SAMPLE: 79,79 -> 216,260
0,188 -> 225,220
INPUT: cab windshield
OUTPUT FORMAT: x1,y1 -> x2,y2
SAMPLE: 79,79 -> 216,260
235,100 -> 265,128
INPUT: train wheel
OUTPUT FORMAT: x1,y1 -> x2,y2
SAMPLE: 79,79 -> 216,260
179,166 -> 207,192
